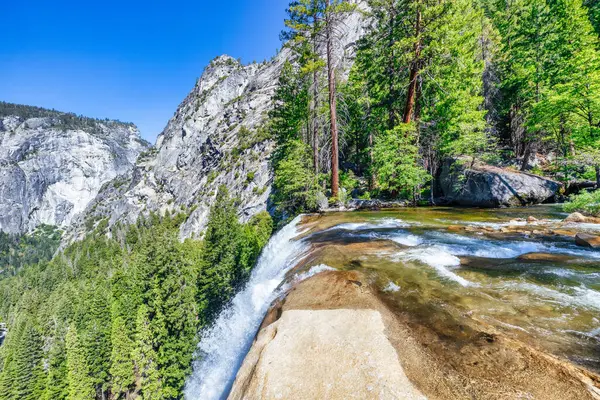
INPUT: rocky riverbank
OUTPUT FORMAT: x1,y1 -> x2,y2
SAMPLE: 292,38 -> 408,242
230,270 -> 600,400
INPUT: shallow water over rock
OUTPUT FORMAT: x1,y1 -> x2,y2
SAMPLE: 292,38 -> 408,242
300,205 -> 600,374
187,205 -> 600,399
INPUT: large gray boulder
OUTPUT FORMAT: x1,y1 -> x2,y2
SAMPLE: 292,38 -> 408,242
437,159 -> 562,207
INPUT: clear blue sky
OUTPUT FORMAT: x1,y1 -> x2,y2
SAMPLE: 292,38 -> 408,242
1,0 -> 288,142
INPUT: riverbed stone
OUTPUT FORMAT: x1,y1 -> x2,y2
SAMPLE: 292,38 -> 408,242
575,233 -> 600,249
565,212 -> 600,224
517,253 -> 575,262
230,270 -> 600,400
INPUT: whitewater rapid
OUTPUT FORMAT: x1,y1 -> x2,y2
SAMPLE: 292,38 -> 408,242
184,215 -> 309,400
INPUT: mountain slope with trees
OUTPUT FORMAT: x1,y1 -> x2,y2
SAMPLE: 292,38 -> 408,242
2,0 -> 600,399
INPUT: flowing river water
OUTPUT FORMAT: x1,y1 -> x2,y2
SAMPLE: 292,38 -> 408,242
185,205 -> 600,400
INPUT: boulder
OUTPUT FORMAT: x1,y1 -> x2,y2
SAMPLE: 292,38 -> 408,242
565,212 -> 588,223
437,159 -> 562,208
565,212 -> 600,224
575,233 -> 600,249
517,253 -> 575,262
230,270 -> 600,400
228,271 -> 426,400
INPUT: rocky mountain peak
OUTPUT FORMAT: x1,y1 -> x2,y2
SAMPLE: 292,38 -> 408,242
64,3 -> 368,242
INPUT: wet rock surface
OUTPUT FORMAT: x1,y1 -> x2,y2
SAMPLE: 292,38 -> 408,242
230,270 -> 600,400
576,233 -> 600,249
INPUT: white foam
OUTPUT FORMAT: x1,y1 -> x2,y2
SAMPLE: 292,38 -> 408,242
184,215 -> 309,400
397,246 -> 475,287
327,218 -> 409,232
500,282 -> 600,310
293,264 -> 336,282
383,281 -> 401,292
387,233 -> 422,247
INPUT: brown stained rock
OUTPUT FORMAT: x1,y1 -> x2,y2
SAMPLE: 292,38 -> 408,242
230,271 -> 600,400
575,233 -> 600,249
565,213 -> 600,224
527,216 -> 539,223
552,229 -> 577,237
448,225 -> 465,232
566,212 -> 588,223
517,253 -> 575,262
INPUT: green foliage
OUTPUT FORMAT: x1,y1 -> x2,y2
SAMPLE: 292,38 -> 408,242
272,140 -> 320,219
345,0 -> 487,199
269,61 -> 309,157
66,324 -> 95,400
584,0 -> 600,36
109,316 -> 135,398
373,124 -> 430,198
0,320 -> 46,400
339,171 -> 359,194
132,305 -> 162,400
564,190 -> 600,216
0,200 -> 272,399
269,61 -> 320,219
486,0 -> 600,169
0,224 -> 62,277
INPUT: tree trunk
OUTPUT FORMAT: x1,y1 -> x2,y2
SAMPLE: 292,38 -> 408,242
368,131 -> 375,191
403,5 -> 422,124
596,165 -> 600,189
326,0 -> 339,198
312,11 -> 320,175
387,3 -> 398,128
313,71 -> 319,174
520,144 -> 531,171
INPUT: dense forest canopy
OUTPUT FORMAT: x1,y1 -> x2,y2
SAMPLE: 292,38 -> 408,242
270,0 -> 600,218
1,0 -> 600,399
0,189 -> 272,400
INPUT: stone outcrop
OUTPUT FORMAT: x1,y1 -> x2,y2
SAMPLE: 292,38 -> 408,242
65,1 -> 368,242
438,159 -> 562,208
565,212 -> 600,224
575,233 -> 600,249
0,109 -> 148,234
229,309 -> 426,400
230,270 -> 600,400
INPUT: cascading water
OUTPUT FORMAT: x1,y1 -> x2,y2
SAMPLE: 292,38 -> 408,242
184,215 -> 309,400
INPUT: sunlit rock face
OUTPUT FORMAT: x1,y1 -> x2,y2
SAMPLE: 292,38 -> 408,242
0,114 -> 148,234
67,1 -> 368,241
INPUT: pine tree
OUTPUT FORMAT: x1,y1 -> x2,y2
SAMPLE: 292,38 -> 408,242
81,286 -> 112,397
133,305 -> 162,400
11,322 -> 46,400
584,0 -> 600,35
283,0 -> 327,172
137,225 -> 198,398
45,326 -> 69,400
269,61 -> 319,218
282,0 -> 356,198
109,316 -> 135,399
66,324 -> 95,400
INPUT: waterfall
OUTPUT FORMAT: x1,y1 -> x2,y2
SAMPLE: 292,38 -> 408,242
184,215 -> 309,400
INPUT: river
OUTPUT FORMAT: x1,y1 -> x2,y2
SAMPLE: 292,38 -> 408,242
185,205 -> 600,400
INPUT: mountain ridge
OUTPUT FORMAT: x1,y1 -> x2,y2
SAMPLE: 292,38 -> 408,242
0,102 -> 149,234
